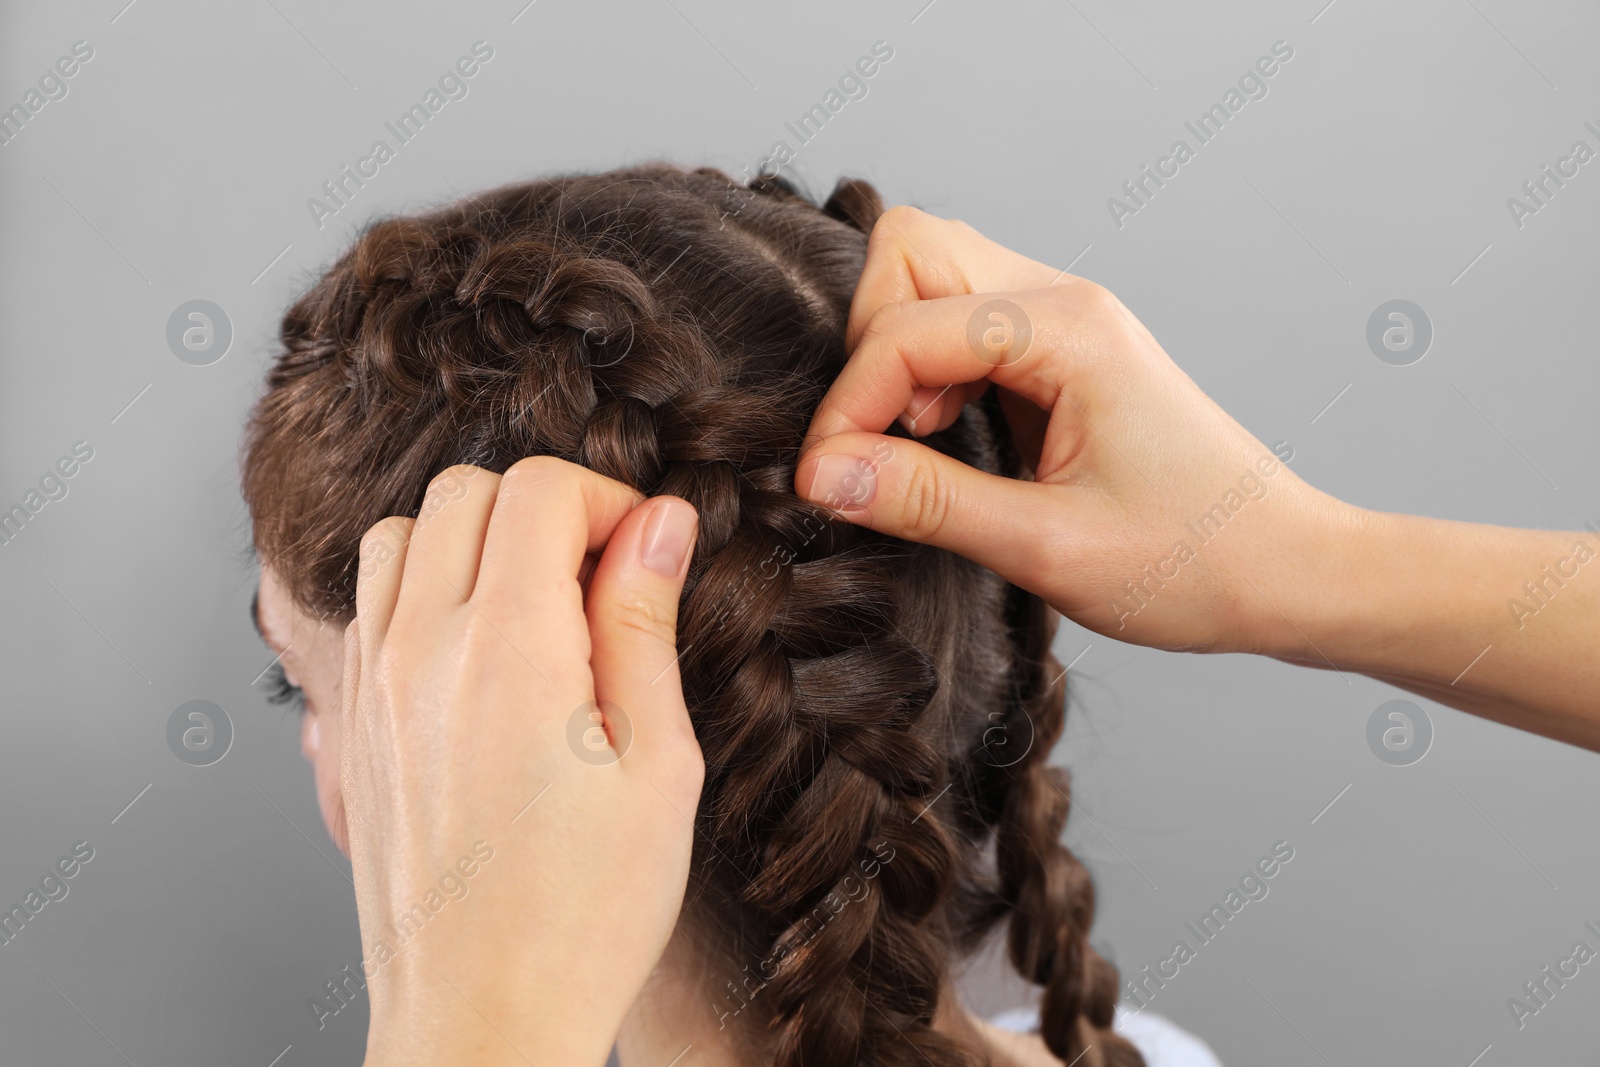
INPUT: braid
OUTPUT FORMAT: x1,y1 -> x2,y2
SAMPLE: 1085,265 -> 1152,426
244,162 -> 1143,1066
987,590 -> 1143,1067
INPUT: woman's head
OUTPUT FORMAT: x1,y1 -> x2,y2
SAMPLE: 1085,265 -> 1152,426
242,163 -> 1139,1066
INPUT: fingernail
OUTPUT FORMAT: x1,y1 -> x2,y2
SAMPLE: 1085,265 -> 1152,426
641,499 -> 697,577
804,453 -> 877,511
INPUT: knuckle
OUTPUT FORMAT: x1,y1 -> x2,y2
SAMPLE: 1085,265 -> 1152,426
873,203 -> 926,237
857,300 -> 910,349
1037,285 -> 1083,336
879,203 -> 966,241
601,589 -> 676,647
418,464 -> 485,520
503,454 -> 565,482
867,205 -> 931,260
499,455 -> 572,501
358,516 -> 412,570
1075,279 -> 1121,318
370,513 -> 414,541
900,459 -> 952,542
427,463 -> 483,497
1042,280 -> 1078,310
659,746 -> 705,803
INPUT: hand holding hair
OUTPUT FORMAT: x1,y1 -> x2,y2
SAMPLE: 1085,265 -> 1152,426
796,207 -> 1600,749
342,458 -> 702,1067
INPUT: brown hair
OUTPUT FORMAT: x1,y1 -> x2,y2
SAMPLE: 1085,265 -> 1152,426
241,163 -> 1141,1067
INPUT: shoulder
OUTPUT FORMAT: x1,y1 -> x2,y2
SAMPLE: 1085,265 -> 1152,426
985,1005 -> 1224,1067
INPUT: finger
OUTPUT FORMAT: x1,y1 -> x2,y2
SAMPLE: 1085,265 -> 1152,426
474,456 -> 645,651
339,617 -> 360,734
583,496 -> 703,779
794,431 -> 1074,584
845,206 -> 1066,352
332,617 -> 359,858
896,380 -> 989,437
395,464 -> 500,612
355,516 -> 414,653
809,286 -> 1092,442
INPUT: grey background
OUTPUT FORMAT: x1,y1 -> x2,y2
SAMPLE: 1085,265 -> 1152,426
1,0 -> 1596,1064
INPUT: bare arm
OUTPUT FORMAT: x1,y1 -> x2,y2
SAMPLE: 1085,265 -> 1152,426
793,205 -> 1600,751
1262,508 -> 1600,748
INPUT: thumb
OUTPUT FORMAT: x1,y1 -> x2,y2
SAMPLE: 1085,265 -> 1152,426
583,496 -> 703,784
796,431 -> 1062,583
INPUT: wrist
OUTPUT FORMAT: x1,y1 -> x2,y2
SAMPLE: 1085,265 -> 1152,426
1223,487 -> 1372,660
1256,501 -> 1399,664
1253,502 -> 1525,687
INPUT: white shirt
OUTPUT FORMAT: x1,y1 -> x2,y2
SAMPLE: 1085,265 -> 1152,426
604,1006 -> 1224,1066
987,1005 -> 1224,1066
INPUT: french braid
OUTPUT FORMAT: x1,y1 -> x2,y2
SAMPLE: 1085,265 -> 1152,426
242,162 -> 1143,1066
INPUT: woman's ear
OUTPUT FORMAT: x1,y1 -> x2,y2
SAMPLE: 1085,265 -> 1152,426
301,707 -> 350,857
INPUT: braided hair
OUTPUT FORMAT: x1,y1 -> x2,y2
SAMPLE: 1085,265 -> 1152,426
241,162 -> 1143,1067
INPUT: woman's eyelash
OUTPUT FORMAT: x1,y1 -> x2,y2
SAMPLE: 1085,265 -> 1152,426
264,661 -> 307,714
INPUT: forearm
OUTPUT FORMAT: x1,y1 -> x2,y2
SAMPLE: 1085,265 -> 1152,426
1257,504 -> 1600,749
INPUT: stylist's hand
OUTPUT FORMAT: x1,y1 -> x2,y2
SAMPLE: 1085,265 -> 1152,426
796,207 -> 1355,654
342,458 -> 703,1067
